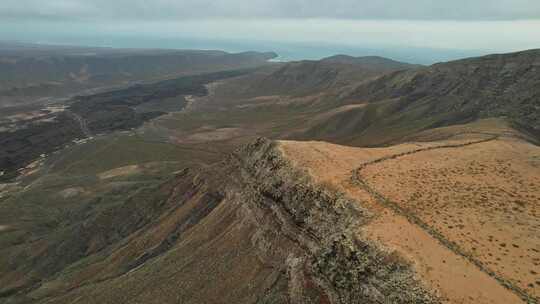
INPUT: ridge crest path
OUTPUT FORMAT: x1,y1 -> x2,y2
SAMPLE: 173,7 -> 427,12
349,135 -> 536,303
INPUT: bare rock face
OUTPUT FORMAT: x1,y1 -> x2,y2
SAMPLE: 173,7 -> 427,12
221,138 -> 437,303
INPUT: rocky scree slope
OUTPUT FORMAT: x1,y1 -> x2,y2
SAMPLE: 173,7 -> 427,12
204,138 -> 438,303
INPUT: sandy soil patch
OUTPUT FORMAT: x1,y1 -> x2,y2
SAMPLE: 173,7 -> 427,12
362,137 -> 540,298
311,103 -> 368,122
279,139 -> 461,186
182,95 -> 197,113
18,159 -> 44,177
184,127 -> 245,143
0,225 -> 9,232
183,81 -> 226,112
98,165 -> 140,180
58,187 -> 85,199
236,93 -> 326,110
0,183 -> 17,191
362,210 -> 523,303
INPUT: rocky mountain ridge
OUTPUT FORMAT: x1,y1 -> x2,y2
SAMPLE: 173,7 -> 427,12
0,138 -> 438,303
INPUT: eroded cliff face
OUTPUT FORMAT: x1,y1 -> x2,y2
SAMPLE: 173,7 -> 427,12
219,137 -> 437,303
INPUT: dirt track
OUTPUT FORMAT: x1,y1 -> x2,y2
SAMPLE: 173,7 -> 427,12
350,136 -> 537,302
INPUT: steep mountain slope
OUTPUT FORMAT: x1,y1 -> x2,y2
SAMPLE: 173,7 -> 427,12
297,49 -> 540,146
242,55 -> 419,97
0,138 -> 437,304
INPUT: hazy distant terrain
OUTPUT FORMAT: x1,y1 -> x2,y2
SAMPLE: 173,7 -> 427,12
0,42 -> 276,108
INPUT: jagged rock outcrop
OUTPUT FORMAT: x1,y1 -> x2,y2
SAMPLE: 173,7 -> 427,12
218,138 -> 437,303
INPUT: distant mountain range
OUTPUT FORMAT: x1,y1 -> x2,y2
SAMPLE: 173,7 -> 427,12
0,42 -> 276,108
242,54 -> 420,97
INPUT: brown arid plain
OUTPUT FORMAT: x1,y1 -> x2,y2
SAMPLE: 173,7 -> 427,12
280,119 -> 540,303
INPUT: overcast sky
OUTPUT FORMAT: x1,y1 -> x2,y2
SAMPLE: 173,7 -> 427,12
2,0 -> 540,20
1,0 -> 539,63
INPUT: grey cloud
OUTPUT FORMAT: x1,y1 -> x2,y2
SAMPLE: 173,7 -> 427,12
1,0 -> 540,21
